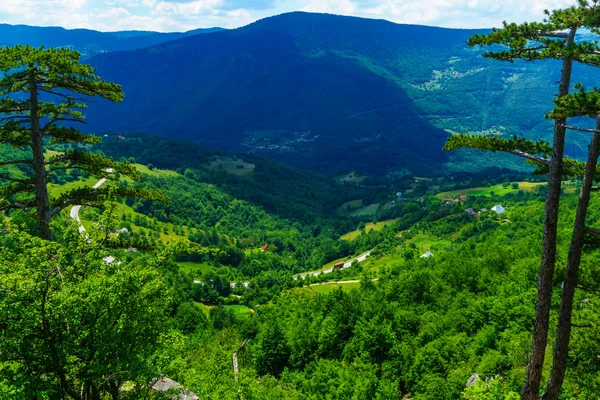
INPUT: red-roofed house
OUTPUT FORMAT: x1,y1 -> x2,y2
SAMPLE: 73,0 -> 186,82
262,244 -> 269,251
459,195 -> 467,201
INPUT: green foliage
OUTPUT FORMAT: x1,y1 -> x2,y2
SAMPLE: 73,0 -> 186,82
0,45 -> 160,238
0,225 -> 174,398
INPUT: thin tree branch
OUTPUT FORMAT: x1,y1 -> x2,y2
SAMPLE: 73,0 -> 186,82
0,202 -> 35,217
45,156 -> 67,165
0,174 -> 33,183
43,117 -> 86,131
563,124 -> 600,134
536,31 -> 568,39
38,88 -> 90,103
47,165 -> 84,173
509,149 -> 550,165
577,285 -> 600,293
585,226 -> 600,235
0,159 -> 33,166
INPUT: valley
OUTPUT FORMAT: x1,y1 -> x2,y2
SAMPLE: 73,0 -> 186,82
2,5 -> 600,400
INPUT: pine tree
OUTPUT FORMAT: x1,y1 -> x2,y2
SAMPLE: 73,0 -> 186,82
444,2 -> 600,398
0,45 -> 162,239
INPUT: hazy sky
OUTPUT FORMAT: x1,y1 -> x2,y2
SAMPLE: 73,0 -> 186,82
0,0 -> 577,32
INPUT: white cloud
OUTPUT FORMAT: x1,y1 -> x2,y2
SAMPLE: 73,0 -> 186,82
0,0 -> 584,32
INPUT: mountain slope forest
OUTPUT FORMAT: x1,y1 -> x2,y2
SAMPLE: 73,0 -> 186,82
4,5 -> 600,400
4,140 -> 600,398
77,12 -> 600,175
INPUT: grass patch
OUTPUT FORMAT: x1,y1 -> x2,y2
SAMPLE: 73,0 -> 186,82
351,203 -> 380,217
338,172 -> 367,184
226,304 -> 253,316
310,281 -> 361,294
178,261 -> 215,277
341,219 -> 398,240
436,182 -> 545,199
134,164 -> 180,177
195,302 -> 213,317
48,177 -> 98,198
208,158 -> 255,176
410,233 -> 452,251
340,199 -> 364,211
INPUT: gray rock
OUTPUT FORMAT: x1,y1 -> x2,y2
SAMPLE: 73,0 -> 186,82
466,373 -> 481,387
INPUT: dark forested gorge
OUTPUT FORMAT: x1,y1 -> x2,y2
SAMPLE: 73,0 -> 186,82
3,3 -> 600,400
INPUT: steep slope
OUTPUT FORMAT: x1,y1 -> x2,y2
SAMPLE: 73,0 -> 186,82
80,13 -> 600,174
0,23 -> 223,58
84,13 -> 467,175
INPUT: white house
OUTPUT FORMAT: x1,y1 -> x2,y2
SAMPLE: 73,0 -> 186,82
396,192 -> 402,198
421,251 -> 433,258
492,205 -> 505,214
103,256 -> 121,265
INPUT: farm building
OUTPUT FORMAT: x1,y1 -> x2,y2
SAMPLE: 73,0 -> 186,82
421,251 -> 433,258
151,377 -> 199,400
492,205 -> 505,214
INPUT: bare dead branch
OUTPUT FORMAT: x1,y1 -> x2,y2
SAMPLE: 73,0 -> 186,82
509,149 -> 550,165
564,124 -> 600,134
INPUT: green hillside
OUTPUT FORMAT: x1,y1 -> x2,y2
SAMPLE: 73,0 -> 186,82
80,12 -> 597,176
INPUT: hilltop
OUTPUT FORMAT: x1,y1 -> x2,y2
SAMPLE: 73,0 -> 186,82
80,12 -> 597,175
0,23 -> 223,58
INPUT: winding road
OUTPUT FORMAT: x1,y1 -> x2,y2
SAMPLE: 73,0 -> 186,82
69,171 -> 111,232
295,250 -> 372,280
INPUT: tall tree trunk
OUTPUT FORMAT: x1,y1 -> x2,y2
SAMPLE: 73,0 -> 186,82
28,69 -> 51,239
541,117 -> 600,400
521,27 -> 577,400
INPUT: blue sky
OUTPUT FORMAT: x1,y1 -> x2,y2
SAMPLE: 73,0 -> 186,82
0,0 -> 577,32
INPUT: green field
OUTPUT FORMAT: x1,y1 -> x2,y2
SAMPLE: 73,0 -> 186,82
410,233 -> 452,251
294,281 -> 362,295
340,199 -> 364,211
178,261 -> 215,277
208,159 -> 255,176
134,163 -> 180,177
48,177 -> 98,198
194,302 -> 253,317
226,304 -> 254,316
341,218 -> 399,240
351,203 -> 380,217
338,172 -> 367,184
436,181 -> 545,199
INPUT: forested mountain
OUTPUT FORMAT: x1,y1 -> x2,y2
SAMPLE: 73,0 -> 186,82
0,23 -> 223,58
5,5 -> 600,399
78,12 -> 596,175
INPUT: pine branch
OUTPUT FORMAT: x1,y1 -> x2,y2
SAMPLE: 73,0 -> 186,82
42,117 -> 86,132
0,174 -> 33,183
0,202 -> 34,216
46,165 -> 84,173
0,159 -> 33,166
38,87 -> 90,103
585,226 -> 600,235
